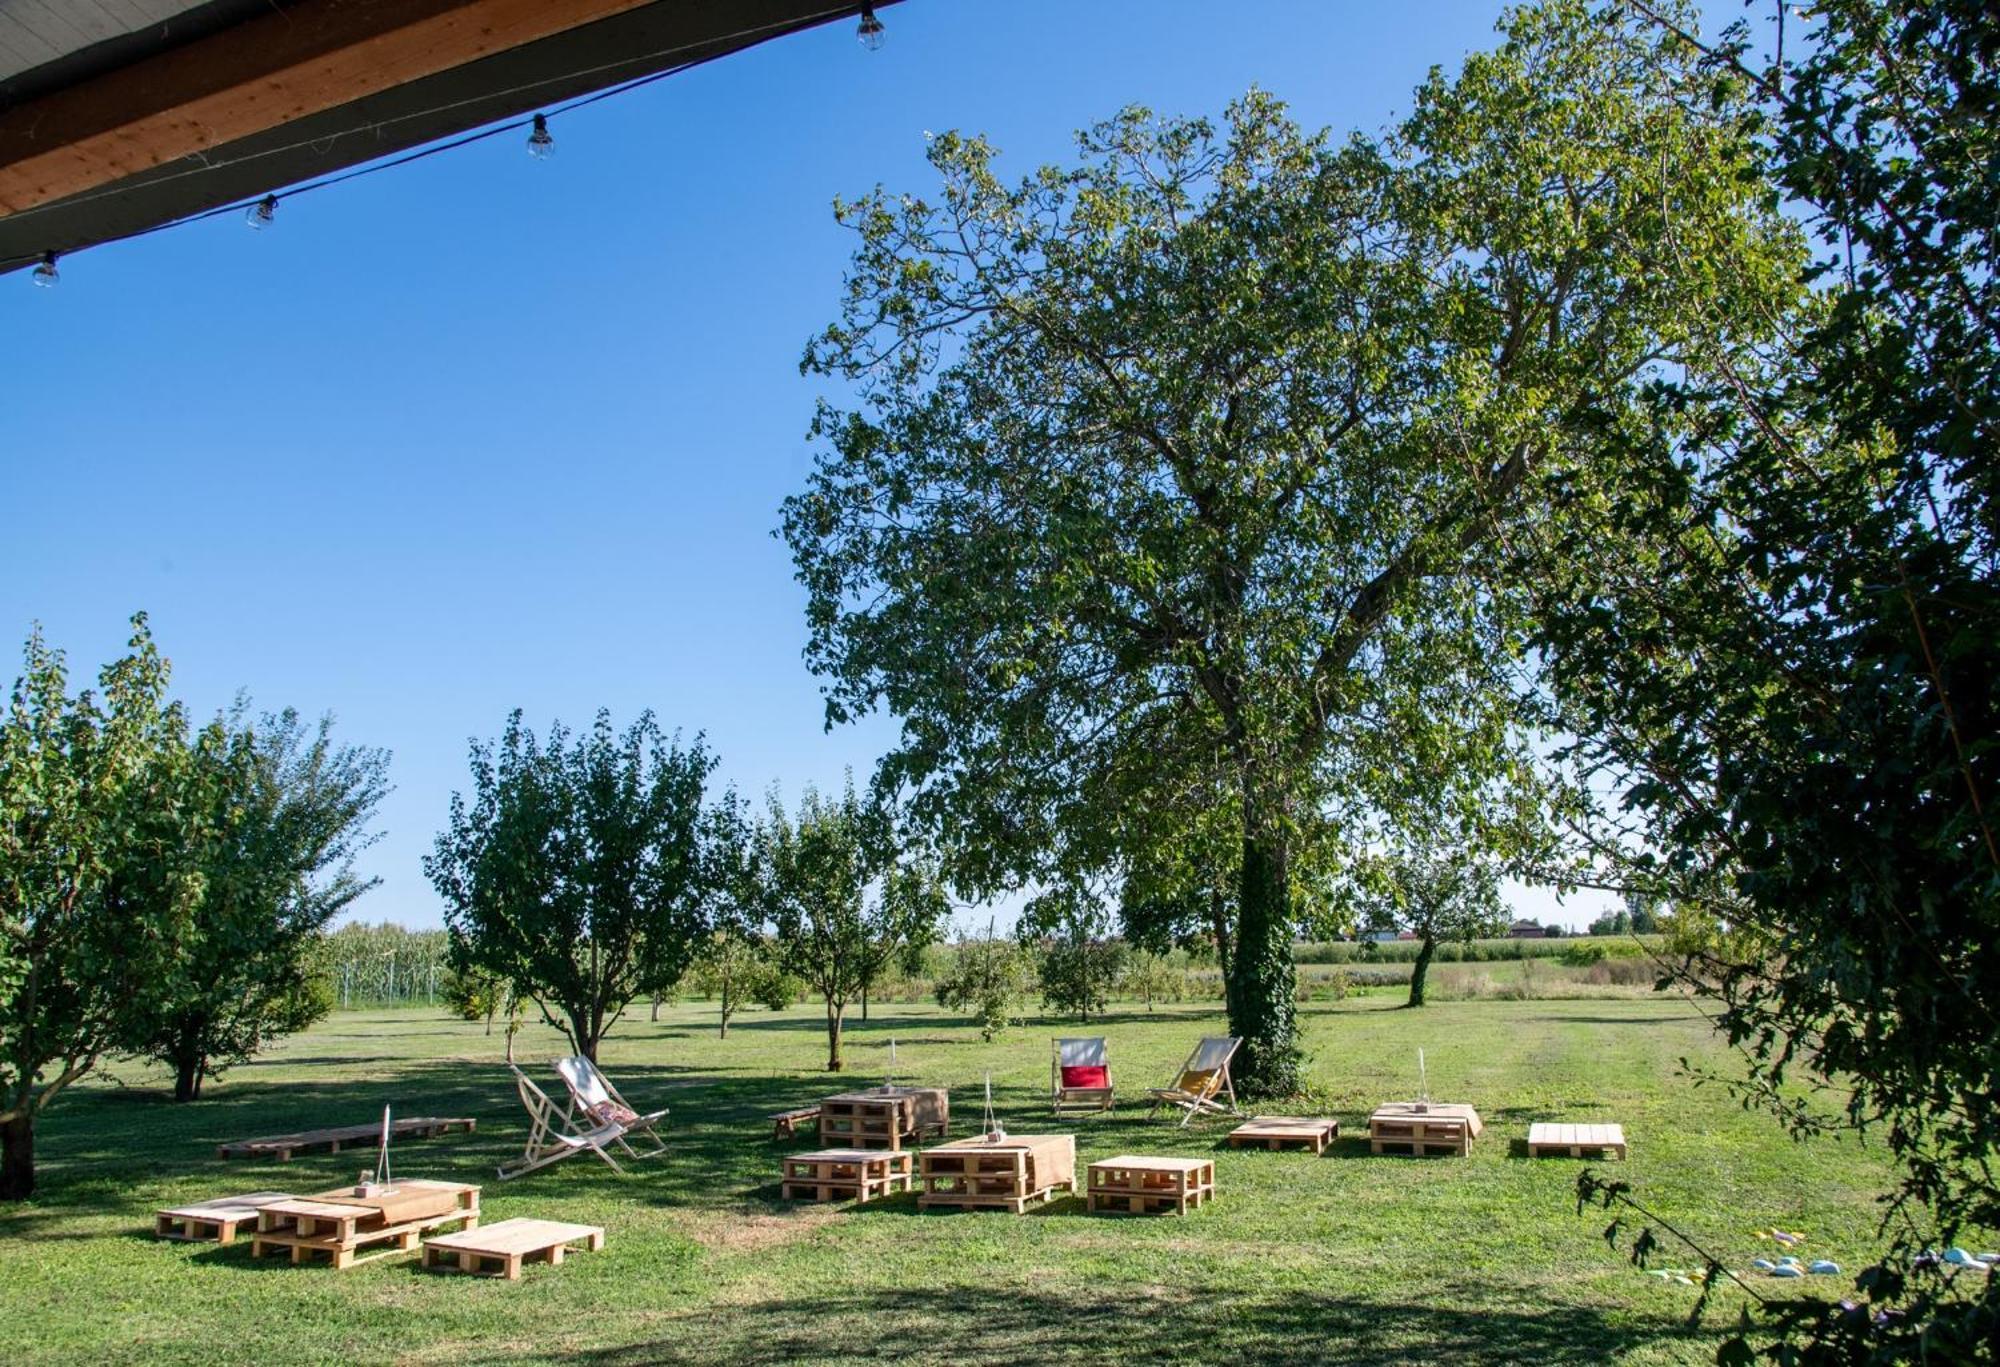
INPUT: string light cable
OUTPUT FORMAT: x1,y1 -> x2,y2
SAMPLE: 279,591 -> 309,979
5,2 -> 888,276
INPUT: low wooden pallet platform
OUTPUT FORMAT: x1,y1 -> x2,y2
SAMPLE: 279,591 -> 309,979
1086,1156 -> 1215,1216
1527,1122 -> 1627,1160
770,1106 -> 822,1140
781,1148 -> 915,1203
918,1135 -> 1075,1214
217,1116 -> 476,1161
1227,1116 -> 1341,1154
250,1180 -> 480,1269
154,1191 -> 294,1244
422,1217 -> 603,1280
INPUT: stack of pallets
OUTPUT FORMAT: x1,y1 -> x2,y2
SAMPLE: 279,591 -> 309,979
1367,1102 -> 1482,1156
780,1148 -> 915,1203
917,1135 -> 1075,1213
1085,1156 -> 1216,1216
248,1180 -> 480,1269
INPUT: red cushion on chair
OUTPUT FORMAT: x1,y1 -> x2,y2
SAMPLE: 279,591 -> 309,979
1061,1065 -> 1110,1089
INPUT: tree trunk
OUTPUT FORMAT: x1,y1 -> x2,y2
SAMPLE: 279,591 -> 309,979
825,999 -> 845,1071
0,1113 -> 33,1201
1407,935 -> 1438,1008
860,978 -> 870,1023
651,994 -> 661,1023
173,1055 -> 204,1102
1226,807 -> 1301,1097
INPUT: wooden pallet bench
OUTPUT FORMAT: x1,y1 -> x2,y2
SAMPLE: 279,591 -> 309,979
422,1217 -> 603,1280
1227,1116 -> 1341,1154
1526,1122 -> 1627,1160
216,1116 -> 476,1161
770,1106 -> 822,1140
1368,1102 -> 1482,1157
154,1191 -> 294,1245
781,1148 -> 914,1203
1086,1156 -> 1215,1216
918,1134 -> 1075,1214
249,1180 -> 480,1269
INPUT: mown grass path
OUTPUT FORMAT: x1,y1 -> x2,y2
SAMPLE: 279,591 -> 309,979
1,997 -> 1923,1364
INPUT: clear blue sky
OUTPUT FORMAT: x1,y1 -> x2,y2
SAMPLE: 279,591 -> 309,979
0,0 -> 1610,930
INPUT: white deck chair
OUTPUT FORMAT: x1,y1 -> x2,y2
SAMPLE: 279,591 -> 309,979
554,1055 -> 668,1157
496,1064 -> 632,1181
1146,1036 -> 1243,1127
1052,1036 -> 1114,1115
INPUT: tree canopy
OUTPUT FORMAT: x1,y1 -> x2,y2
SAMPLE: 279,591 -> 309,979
754,781 -> 948,1071
784,0 -> 1794,1093
426,710 -> 722,1062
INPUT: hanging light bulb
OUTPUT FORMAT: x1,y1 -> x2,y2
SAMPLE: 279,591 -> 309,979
31,251 -> 58,288
245,195 -> 278,230
526,113 -> 555,160
856,3 -> 885,51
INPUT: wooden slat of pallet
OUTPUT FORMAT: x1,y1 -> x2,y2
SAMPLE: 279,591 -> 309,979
423,1217 -> 603,1280
1368,1135 -> 1470,1156
216,1116 -> 476,1161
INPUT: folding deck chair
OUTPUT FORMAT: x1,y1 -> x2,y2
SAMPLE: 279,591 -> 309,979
1146,1036 -> 1243,1126
496,1063 -> 635,1181
554,1055 -> 668,1158
1052,1036 -> 1115,1115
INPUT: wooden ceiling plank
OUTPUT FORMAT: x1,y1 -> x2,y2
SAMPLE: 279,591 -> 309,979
0,0 -> 662,216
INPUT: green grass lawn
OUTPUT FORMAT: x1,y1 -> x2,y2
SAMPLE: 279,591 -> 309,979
0,995 -> 1925,1365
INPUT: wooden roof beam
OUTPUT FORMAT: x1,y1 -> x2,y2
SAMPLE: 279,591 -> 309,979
0,0 -> 664,217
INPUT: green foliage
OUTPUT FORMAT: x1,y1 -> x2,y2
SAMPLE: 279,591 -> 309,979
424,710 -> 724,1061
115,708 -> 389,1100
933,928 -> 1029,1041
747,962 -> 805,1013
685,929 -> 774,1038
1523,1 -> 2000,1353
754,780 -> 949,1069
0,616 -> 191,1198
1120,951 -> 1188,1011
1351,844 -> 1508,1007
785,2 -> 1785,1095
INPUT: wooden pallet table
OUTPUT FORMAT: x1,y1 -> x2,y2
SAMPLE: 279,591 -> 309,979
422,1217 -> 603,1280
1227,1116 -> 1341,1154
918,1134 -> 1075,1213
770,1106 -> 822,1140
1368,1102 -> 1482,1156
216,1116 -> 476,1161
781,1148 -> 915,1203
1086,1155 -> 1216,1216
1526,1122 -> 1627,1160
154,1191 -> 294,1245
250,1180 -> 480,1269
819,1086 -> 949,1151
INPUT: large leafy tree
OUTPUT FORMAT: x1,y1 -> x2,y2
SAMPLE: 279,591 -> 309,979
0,618 -> 193,1199
755,782 -> 948,1071
119,708 -> 389,1101
425,711 -> 721,1062
783,1 -> 1792,1092
1535,1 -> 2000,1354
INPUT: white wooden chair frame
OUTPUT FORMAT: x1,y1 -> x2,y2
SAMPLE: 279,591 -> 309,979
496,1065 -> 634,1181
1146,1036 -> 1243,1127
1051,1036 -> 1114,1115
555,1055 -> 668,1158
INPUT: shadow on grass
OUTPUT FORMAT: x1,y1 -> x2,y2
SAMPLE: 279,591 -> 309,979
558,1282 -> 1672,1365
